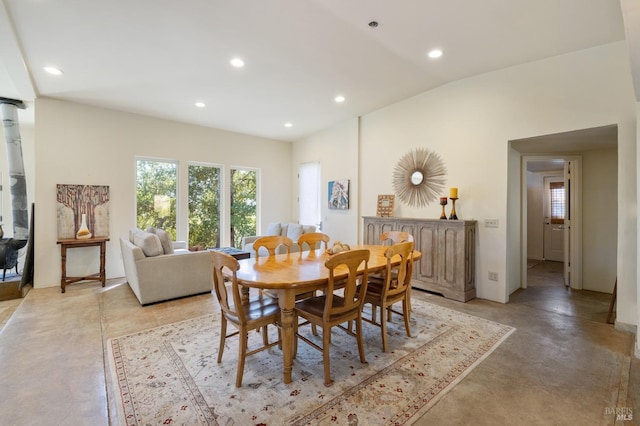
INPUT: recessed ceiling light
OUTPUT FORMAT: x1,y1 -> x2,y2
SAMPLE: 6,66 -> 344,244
284,122 -> 293,128
195,102 -> 206,108
43,66 -> 63,75
334,95 -> 345,103
230,57 -> 245,68
427,49 -> 443,59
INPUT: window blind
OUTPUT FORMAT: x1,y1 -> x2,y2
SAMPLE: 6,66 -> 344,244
550,182 -> 565,224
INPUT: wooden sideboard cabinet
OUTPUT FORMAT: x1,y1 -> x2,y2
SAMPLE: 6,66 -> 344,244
363,216 -> 476,302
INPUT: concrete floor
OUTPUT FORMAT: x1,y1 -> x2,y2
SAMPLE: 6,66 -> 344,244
0,261 -> 637,425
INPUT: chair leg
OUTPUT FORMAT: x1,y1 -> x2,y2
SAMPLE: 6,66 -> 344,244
322,326 -> 333,386
380,304 -> 388,352
236,328 -> 248,387
262,324 -> 270,346
355,317 -> 367,364
217,317 -> 227,363
403,299 -> 412,338
293,316 -> 298,359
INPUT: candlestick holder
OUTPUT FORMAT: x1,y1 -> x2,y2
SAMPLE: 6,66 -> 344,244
439,197 -> 448,220
449,197 -> 458,220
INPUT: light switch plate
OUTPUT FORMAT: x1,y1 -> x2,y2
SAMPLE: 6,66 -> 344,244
485,218 -> 499,228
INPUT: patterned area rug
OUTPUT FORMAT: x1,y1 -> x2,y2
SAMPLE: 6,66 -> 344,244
108,298 -> 514,425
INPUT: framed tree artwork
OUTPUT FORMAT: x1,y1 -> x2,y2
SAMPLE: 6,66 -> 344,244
56,184 -> 110,239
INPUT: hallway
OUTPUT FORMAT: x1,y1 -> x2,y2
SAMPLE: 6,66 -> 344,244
512,260 -> 614,323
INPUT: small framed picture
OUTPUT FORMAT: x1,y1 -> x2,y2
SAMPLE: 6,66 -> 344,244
328,179 -> 350,210
377,194 -> 395,217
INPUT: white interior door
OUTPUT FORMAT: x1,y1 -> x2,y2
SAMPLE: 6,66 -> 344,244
298,161 -> 321,229
543,175 -> 565,262
544,221 -> 565,262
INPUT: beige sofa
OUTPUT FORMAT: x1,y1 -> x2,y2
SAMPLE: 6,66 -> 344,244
241,222 -> 316,257
120,228 -> 213,305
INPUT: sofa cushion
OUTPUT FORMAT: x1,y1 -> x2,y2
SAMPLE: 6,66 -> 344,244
130,228 -> 163,257
146,227 -> 174,254
286,223 -> 303,242
266,222 -> 281,236
302,225 -> 316,235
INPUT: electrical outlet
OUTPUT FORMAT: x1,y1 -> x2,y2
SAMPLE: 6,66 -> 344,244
485,218 -> 499,228
488,271 -> 499,281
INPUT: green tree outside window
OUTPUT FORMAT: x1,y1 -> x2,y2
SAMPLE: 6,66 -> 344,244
230,168 -> 257,248
136,160 -> 177,239
188,164 -> 221,249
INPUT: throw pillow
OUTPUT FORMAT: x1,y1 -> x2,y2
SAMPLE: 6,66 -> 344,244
286,223 -> 303,242
132,229 -> 163,257
266,222 -> 281,236
146,227 -> 174,255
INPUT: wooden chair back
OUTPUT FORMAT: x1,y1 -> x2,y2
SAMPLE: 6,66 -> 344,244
380,231 -> 414,245
211,250 -> 244,319
382,241 -> 414,297
298,232 -> 330,252
323,249 -> 370,322
253,235 -> 293,258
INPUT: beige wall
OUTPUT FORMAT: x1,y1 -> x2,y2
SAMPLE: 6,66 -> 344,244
34,98 -> 292,288
526,170 -> 546,261
582,147 -> 618,293
292,118 -> 359,245
294,42 -> 637,328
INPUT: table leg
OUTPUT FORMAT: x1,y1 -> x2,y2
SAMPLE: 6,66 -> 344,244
60,245 -> 67,293
99,241 -> 107,287
278,290 -> 297,384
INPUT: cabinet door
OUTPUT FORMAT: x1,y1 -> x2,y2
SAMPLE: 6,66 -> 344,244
438,222 -> 466,290
363,218 -> 396,244
415,221 -> 438,284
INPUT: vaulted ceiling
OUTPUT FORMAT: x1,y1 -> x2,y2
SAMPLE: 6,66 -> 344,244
0,0 -> 632,142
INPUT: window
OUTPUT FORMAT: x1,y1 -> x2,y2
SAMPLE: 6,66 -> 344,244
188,164 -> 221,249
136,159 -> 177,238
230,168 -> 257,248
549,181 -> 565,224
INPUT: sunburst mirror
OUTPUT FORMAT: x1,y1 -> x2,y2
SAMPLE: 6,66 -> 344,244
392,148 -> 446,207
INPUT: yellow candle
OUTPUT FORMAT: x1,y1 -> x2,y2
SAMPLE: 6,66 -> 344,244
450,187 -> 458,199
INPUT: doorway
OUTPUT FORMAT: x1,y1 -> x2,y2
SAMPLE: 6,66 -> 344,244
522,156 -> 580,290
509,124 -> 618,306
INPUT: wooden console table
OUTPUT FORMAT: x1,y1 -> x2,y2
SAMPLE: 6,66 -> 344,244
363,216 -> 476,302
57,237 -> 109,293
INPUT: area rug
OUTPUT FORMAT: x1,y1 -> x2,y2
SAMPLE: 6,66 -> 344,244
107,298 -> 515,425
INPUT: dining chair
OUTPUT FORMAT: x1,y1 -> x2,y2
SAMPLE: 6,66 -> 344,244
294,249 -> 370,386
297,232 -> 330,253
253,234 -> 317,334
362,241 -> 414,352
211,250 -> 281,387
374,230 -> 415,312
253,235 -> 294,258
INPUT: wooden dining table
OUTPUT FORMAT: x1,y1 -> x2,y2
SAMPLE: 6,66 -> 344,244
229,244 -> 421,384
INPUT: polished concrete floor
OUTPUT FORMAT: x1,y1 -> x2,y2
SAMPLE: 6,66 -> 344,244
0,262 -> 637,425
